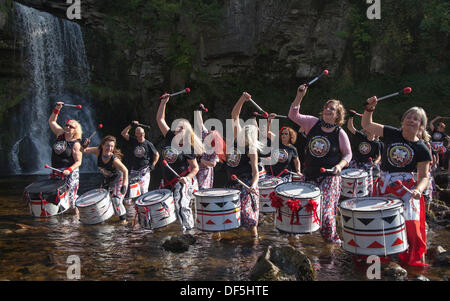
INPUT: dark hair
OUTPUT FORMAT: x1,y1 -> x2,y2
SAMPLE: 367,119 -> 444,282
98,135 -> 123,160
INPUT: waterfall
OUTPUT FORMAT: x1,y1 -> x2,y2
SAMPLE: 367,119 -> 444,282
10,2 -> 99,174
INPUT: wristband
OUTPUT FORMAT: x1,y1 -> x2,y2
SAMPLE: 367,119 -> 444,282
53,109 -> 60,115
365,107 -> 376,113
66,167 -> 73,173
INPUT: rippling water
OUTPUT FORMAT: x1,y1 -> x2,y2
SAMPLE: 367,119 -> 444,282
0,173 -> 448,281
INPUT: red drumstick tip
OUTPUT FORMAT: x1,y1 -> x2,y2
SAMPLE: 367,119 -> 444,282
368,157 -> 373,162
263,112 -> 269,118
231,174 -> 237,181
320,168 -> 326,173
162,160 -> 168,165
394,180 -> 403,186
98,124 -> 103,129
403,87 -> 412,94
185,88 -> 191,93
45,164 -> 50,168
323,69 -> 329,75
76,105 -> 82,109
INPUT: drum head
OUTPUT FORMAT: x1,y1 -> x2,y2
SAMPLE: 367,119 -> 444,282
275,182 -> 320,199
258,177 -> 284,188
25,179 -> 65,193
75,189 -> 109,207
194,188 -> 240,198
136,189 -> 172,206
340,197 -> 403,212
341,168 -> 368,178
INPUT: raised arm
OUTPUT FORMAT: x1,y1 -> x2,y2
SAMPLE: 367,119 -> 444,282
429,116 -> 441,132
347,114 -> 357,135
156,94 -> 171,137
120,121 -> 138,141
288,85 -> 317,134
361,96 -> 384,138
49,102 -> 65,137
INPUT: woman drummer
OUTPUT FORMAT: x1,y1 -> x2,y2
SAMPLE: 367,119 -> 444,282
82,135 -> 129,223
362,97 -> 432,266
157,93 -> 204,232
265,118 -> 302,181
225,92 -> 263,238
48,102 -> 83,208
347,110 -> 382,195
288,84 -> 352,244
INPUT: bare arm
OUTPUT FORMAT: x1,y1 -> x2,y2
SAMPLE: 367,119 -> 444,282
361,96 -> 384,138
347,117 -> 357,134
249,153 -> 259,188
429,116 -> 441,132
293,157 -> 301,174
413,161 -> 431,199
231,92 -> 251,138
63,142 -> 83,176
113,158 -> 128,186
82,146 -> 100,156
152,152 -> 160,167
156,94 -> 171,137
121,122 -> 137,141
49,102 -> 65,137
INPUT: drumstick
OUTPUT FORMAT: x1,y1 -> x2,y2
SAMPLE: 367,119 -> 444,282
231,174 -> 250,189
320,167 -> 339,175
199,104 -> 208,112
253,112 -> 287,119
393,180 -> 416,195
248,99 -> 269,118
162,160 -> 181,178
160,88 -> 191,98
87,124 -> 103,140
363,87 -> 412,107
44,164 -> 63,173
63,104 -> 82,109
276,169 -> 289,178
298,69 -> 329,91
136,123 -> 151,129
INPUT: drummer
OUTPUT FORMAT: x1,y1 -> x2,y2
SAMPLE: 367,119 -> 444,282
288,84 -> 352,245
48,102 -> 83,208
82,135 -> 129,223
265,116 -> 302,181
347,110 -> 382,195
225,92 -> 263,238
120,121 -> 159,194
429,116 -> 449,169
194,109 -> 221,189
362,97 -> 432,266
157,93 -> 204,232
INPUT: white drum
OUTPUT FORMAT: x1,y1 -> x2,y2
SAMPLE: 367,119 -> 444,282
258,177 -> 284,213
272,182 -> 321,234
24,179 -> 71,217
135,189 -> 176,229
340,197 -> 408,256
128,177 -> 144,199
341,168 -> 369,198
194,188 -> 241,232
76,188 -> 114,225
291,175 -> 302,182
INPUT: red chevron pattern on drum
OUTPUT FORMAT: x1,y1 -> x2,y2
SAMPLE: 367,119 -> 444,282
367,241 -> 384,248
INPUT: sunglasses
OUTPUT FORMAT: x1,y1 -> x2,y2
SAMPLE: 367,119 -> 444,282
65,124 -> 76,129
281,132 -> 289,136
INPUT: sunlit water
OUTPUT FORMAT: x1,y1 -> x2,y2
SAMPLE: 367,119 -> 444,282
0,173 -> 448,281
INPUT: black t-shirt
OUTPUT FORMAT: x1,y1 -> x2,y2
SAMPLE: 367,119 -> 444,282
303,121 -> 342,180
127,136 -> 158,171
51,135 -> 80,169
97,154 -> 121,185
161,131 -> 196,180
431,129 -> 449,146
381,126 -> 432,173
352,130 -> 382,163
295,131 -> 308,164
225,145 -> 253,181
266,143 -> 298,176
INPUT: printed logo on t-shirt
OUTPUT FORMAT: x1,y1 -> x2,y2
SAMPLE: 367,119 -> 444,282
358,142 -> 372,155
309,136 -> 330,158
274,149 -> 289,163
98,167 -> 113,177
432,132 -> 443,141
134,146 -> 146,158
162,147 -> 179,164
226,149 -> 241,168
53,141 -> 67,155
387,143 -> 414,168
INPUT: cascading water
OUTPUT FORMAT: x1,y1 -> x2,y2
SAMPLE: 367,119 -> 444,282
10,2 -> 99,174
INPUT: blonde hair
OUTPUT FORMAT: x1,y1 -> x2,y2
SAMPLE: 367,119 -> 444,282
401,106 -> 428,134
67,120 -> 83,140
319,99 -> 346,126
177,119 -> 205,155
243,124 -> 264,154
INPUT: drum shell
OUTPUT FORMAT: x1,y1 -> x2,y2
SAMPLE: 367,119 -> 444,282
339,197 -> 409,256
341,169 -> 369,198
258,177 -> 284,213
76,188 -> 114,225
24,179 -> 71,217
135,190 -> 176,229
128,177 -> 144,199
274,182 -> 321,234
194,188 -> 241,232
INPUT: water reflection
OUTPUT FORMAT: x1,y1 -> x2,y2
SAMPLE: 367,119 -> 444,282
0,174 -> 448,281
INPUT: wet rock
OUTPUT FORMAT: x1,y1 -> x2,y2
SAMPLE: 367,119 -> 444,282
428,246 -> 447,259
41,253 -> 55,267
162,234 -> 197,253
17,267 -> 30,275
433,250 -> 450,267
383,262 -> 407,281
249,245 -> 315,281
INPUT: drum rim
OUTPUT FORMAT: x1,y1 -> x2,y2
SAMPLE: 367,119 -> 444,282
341,168 -> 368,178
275,182 -> 321,198
75,188 -> 109,207
339,197 -> 403,212
258,176 -> 284,187
135,189 -> 173,206
25,178 -> 67,192
193,188 -> 241,197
